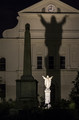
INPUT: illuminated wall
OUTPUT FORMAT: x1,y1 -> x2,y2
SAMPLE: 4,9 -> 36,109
0,0 -> 79,101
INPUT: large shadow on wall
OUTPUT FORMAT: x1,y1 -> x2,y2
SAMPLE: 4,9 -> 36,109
39,15 -> 68,102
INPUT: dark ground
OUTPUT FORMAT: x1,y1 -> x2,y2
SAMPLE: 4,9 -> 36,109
1,109 -> 79,120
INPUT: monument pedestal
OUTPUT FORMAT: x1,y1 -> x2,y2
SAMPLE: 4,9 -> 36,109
44,89 -> 51,109
16,24 -> 38,108
16,75 -> 38,108
45,89 -> 51,104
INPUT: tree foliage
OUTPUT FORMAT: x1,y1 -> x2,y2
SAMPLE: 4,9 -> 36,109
70,71 -> 79,107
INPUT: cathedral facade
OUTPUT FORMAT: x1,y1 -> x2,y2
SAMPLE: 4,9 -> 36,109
0,0 -> 79,102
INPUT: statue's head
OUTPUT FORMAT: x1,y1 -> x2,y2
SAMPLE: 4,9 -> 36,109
51,16 -> 56,23
47,75 -> 49,78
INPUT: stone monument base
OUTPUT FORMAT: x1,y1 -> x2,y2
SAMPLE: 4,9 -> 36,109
45,89 -> 51,109
16,75 -> 38,108
45,89 -> 51,104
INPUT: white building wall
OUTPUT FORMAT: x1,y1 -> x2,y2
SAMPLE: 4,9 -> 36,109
0,1 -> 79,101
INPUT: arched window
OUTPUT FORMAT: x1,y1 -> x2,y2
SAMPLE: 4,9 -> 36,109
60,56 -> 65,69
48,56 -> 54,69
0,58 -> 6,71
37,56 -> 42,69
0,84 -> 6,100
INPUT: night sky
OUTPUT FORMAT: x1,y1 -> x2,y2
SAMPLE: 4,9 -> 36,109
0,0 -> 79,38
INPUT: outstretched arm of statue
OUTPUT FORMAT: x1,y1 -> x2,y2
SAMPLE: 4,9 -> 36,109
42,76 -> 47,87
38,14 -> 47,26
50,76 -> 53,80
61,15 -> 69,25
42,76 -> 46,80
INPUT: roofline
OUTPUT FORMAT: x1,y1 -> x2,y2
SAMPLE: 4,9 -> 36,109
18,0 -> 79,14
21,12 -> 79,14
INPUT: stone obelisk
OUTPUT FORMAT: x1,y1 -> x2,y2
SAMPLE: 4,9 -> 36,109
22,23 -> 32,78
16,23 -> 38,108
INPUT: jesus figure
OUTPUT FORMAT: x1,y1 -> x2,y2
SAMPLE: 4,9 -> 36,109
42,75 -> 53,89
